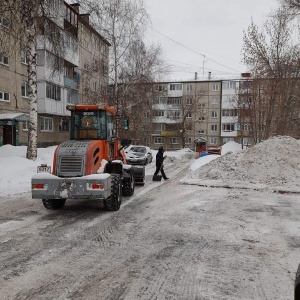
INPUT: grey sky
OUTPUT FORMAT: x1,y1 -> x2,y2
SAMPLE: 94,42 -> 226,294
144,0 -> 280,81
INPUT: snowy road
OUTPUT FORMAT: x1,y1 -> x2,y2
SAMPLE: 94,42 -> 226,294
0,158 -> 299,299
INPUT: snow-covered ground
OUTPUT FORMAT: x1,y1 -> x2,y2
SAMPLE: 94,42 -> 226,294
0,136 -> 299,299
2,136 -> 299,196
0,140 -> 242,197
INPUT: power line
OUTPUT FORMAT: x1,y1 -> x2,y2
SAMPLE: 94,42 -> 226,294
146,24 -> 241,73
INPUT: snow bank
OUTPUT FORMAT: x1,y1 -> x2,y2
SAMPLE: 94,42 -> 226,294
186,136 -> 300,190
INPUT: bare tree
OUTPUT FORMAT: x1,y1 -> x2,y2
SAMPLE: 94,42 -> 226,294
242,7 -> 300,140
282,0 -> 300,12
0,0 -> 65,159
76,0 -> 167,139
77,0 -> 149,97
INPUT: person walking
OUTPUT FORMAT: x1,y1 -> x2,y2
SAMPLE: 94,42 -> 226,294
153,146 -> 169,180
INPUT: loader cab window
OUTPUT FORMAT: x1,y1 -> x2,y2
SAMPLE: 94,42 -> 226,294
107,113 -> 114,140
71,110 -> 107,140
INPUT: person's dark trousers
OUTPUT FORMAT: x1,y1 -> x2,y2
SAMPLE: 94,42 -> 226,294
154,165 -> 168,179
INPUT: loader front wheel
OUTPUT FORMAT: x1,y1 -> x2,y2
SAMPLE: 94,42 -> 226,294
122,173 -> 135,196
104,174 -> 122,211
42,199 -> 66,210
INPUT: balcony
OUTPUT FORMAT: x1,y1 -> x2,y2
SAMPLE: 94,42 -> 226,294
64,77 -> 78,89
161,130 -> 177,137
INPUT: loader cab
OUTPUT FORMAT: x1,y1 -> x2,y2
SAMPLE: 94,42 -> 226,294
68,105 -> 114,141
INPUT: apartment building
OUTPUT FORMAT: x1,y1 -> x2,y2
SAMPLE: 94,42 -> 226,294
150,80 -> 222,151
0,1 -> 110,147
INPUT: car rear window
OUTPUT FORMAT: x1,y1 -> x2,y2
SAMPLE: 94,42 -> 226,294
131,147 -> 146,153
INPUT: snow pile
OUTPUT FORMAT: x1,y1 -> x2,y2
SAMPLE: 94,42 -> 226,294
186,136 -> 300,190
221,140 -> 243,155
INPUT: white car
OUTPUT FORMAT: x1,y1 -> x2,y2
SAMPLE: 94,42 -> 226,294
125,145 -> 153,165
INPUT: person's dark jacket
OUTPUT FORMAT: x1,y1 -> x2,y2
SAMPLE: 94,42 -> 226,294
156,148 -> 165,168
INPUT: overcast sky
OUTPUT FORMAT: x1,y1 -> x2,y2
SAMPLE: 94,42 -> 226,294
144,0 -> 280,81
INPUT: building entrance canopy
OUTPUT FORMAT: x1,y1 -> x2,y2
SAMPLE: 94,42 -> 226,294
0,113 -> 29,122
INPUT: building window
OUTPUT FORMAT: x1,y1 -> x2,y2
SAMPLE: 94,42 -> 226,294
170,84 -> 182,91
212,83 -> 219,91
40,116 -> 53,132
154,137 -> 164,144
93,58 -> 98,71
186,98 -> 192,105
21,81 -> 29,97
83,39 -> 89,49
173,111 -> 180,118
59,119 -> 69,132
0,91 -> 10,102
22,121 -> 29,131
92,35 -> 98,49
83,62 -> 89,71
153,96 -> 167,104
210,137 -> 217,144
170,137 -> 179,144
154,110 -> 164,117
186,112 -> 192,118
67,89 -> 78,104
243,137 -> 251,146
186,84 -> 193,92
199,103 -> 206,108
21,49 -> 28,64
92,81 -> 97,91
185,137 -> 192,144
65,5 -> 78,26
198,130 -> 205,135
46,82 -> 61,101
167,97 -> 182,105
0,16 -> 9,28
211,96 -> 219,105
0,53 -> 9,65
155,84 -> 166,91
211,111 -> 218,118
222,123 -> 235,132
199,116 -> 205,121
223,81 -> 237,90
211,124 -> 218,132
154,124 -> 165,131
222,109 -> 238,117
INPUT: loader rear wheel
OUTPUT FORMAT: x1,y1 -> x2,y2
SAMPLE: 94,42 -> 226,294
42,199 -> 66,210
122,174 -> 135,196
104,174 -> 122,211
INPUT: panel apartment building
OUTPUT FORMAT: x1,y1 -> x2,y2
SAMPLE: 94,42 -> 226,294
148,75 -> 254,151
0,1 -> 110,147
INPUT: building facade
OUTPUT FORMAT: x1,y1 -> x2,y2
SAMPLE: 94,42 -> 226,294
0,1 -> 110,147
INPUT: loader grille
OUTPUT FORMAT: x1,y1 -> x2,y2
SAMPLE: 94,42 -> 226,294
58,156 -> 84,176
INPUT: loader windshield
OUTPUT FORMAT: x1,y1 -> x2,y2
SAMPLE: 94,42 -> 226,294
70,110 -> 107,140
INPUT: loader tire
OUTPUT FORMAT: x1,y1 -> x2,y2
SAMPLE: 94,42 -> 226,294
104,174 -> 122,211
42,199 -> 66,210
122,174 -> 135,196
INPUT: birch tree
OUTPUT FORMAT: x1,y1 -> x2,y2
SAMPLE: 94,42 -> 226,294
0,0 -> 64,159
